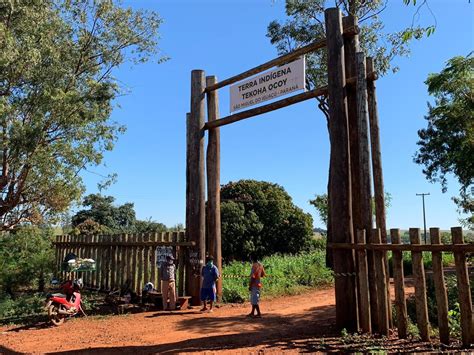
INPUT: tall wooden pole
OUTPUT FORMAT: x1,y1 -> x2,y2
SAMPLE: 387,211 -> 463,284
325,7 -> 358,332
355,52 -> 376,332
366,57 -> 392,327
342,17 -> 366,331
206,75 -> 222,301
184,112 -> 191,297
186,70 -> 206,305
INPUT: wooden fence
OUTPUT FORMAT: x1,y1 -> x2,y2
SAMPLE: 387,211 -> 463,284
329,226 -> 474,347
54,232 -> 192,296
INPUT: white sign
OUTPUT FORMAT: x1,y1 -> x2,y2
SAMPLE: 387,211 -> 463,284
230,56 -> 305,112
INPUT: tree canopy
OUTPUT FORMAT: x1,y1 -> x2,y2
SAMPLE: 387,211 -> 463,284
71,194 -> 167,235
221,180 -> 314,261
0,0 -> 165,230
267,0 -> 432,118
414,54 -> 474,229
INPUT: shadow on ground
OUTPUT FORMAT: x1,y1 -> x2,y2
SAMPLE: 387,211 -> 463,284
48,304 -> 338,354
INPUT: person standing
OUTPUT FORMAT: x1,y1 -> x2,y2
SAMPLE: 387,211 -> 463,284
160,255 -> 176,311
200,256 -> 219,312
248,255 -> 265,318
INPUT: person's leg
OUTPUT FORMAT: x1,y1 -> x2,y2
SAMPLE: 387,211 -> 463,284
247,305 -> 255,317
169,281 -> 176,310
161,280 -> 169,310
255,289 -> 262,317
200,288 -> 207,311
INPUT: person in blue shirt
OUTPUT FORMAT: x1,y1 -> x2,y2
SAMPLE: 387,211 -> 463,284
200,256 -> 219,312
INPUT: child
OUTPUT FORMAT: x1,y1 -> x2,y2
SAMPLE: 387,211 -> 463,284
200,256 -> 219,312
247,255 -> 265,318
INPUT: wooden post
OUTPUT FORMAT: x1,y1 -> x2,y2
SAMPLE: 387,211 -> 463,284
355,51 -> 378,330
325,7 -> 358,331
366,57 -> 392,326
206,75 -> 222,302
430,227 -> 450,344
391,228 -> 408,339
186,69 -> 206,305
409,228 -> 430,342
356,229 -> 371,333
451,227 -> 473,347
371,228 -> 389,335
343,17 -> 367,330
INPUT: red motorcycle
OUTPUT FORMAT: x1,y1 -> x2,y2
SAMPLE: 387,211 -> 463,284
45,278 -> 85,326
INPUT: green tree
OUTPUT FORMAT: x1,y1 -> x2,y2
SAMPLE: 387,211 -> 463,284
267,0 -> 432,118
414,54 -> 474,229
71,193 -> 167,234
310,192 -> 392,228
0,227 -> 55,296
221,180 -> 314,261
0,0 -> 165,230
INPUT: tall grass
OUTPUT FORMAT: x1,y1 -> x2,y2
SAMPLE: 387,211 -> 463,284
222,251 -> 333,303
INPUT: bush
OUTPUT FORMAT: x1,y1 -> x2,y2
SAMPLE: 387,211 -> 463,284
0,293 -> 45,320
388,251 -> 455,276
406,274 -> 473,338
221,251 -> 333,303
0,227 -> 55,296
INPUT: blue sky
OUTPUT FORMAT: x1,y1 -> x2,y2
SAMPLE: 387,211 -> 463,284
80,0 -> 473,230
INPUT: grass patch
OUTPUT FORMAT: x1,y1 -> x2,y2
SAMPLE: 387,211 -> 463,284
222,250 -> 333,303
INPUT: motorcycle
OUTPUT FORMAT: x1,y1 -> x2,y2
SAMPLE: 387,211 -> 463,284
45,278 -> 85,326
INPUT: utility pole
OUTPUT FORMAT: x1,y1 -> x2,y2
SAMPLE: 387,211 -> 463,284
416,193 -> 430,244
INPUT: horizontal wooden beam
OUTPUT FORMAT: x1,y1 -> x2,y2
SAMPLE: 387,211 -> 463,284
205,25 -> 359,93
204,86 -> 327,130
53,241 -> 196,247
328,242 -> 474,253
203,71 -> 377,130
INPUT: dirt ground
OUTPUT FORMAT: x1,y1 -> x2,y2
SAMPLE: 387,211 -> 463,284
0,285 -> 469,354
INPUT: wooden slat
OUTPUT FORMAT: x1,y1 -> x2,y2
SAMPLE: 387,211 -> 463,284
144,233 -> 150,286
451,227 -> 473,347
410,228 -> 430,342
430,227 -> 450,344
117,234 -> 124,289
111,235 -> 117,290
91,235 -> 97,288
356,229 -> 371,333
391,229 -> 408,339
137,234 -> 144,294
150,232 -> 157,290
371,229 -> 389,335
204,25 -> 358,92
327,242 -> 474,252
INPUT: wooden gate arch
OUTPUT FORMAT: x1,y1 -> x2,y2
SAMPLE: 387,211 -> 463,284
186,7 -> 381,332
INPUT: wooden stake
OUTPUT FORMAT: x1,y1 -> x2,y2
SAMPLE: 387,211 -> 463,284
206,75 -> 222,301
371,228 -> 389,335
451,227 -> 473,347
187,70 -> 206,305
356,229 -> 371,333
391,229 -> 408,339
355,51 -> 379,330
366,57 -> 392,327
430,227 -> 450,344
325,7 -> 358,331
409,228 -> 430,342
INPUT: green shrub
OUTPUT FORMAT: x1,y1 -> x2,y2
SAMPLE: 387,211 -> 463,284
222,250 -> 333,303
0,227 -> 55,296
406,275 -> 473,338
0,293 -> 45,320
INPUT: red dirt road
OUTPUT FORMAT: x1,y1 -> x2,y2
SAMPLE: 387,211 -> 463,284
1,288 -> 338,354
